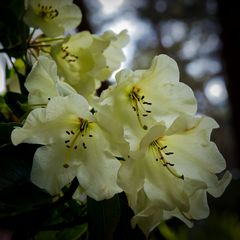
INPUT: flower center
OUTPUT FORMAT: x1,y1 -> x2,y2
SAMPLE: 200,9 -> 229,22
63,118 -> 93,168
150,140 -> 184,180
37,4 -> 59,20
61,45 -> 79,63
129,86 -> 152,130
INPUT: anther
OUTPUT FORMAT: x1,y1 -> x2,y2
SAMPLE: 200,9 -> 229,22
71,130 -> 74,135
161,146 -> 167,150
63,164 -> 69,168
66,145 -> 70,148
165,152 -> 174,155
65,140 -> 70,143
143,125 -> 148,130
89,135 -> 93,137
143,102 -> 152,105
66,131 -> 70,135
74,146 -> 77,150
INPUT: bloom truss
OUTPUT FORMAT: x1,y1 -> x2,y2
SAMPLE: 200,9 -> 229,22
11,0 -> 231,236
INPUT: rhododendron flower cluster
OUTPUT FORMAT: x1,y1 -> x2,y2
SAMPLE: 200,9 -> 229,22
10,0 -> 231,236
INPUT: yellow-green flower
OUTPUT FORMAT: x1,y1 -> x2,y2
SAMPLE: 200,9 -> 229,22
99,54 -> 197,150
11,94 -> 121,200
51,30 -> 129,98
24,0 -> 82,37
117,114 -> 231,235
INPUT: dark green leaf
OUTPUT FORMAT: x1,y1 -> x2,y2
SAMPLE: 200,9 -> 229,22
0,143 -> 52,230
0,0 -> 26,18
35,224 -> 87,240
0,143 -> 38,191
0,122 -> 21,145
113,193 -> 146,240
4,92 -> 28,118
56,224 -> 87,240
87,195 -> 121,240
0,0 -> 29,58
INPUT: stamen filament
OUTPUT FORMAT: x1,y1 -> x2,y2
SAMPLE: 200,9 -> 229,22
129,86 -> 152,130
150,140 -> 184,180
63,118 -> 93,168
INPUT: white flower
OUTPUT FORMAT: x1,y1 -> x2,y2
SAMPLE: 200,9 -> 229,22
25,55 -> 76,107
11,94 -> 121,200
51,30 -> 129,98
99,54 -> 197,150
117,114 -> 231,235
24,0 -> 82,37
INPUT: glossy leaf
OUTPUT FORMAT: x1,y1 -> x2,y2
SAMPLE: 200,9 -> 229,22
4,92 -> 27,118
87,195 -> 121,240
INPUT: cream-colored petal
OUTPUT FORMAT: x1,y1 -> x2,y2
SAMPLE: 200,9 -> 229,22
31,144 -> 77,195
187,189 -> 209,219
25,55 -> 59,105
207,170 -> 232,197
117,155 -> 145,207
75,125 -> 122,200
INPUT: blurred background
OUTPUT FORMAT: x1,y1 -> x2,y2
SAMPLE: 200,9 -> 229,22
0,0 -> 239,239
75,0 -> 240,239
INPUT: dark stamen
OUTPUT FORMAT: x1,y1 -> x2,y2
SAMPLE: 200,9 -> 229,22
165,152 -> 174,155
143,102 -> 152,105
63,164 -> 69,168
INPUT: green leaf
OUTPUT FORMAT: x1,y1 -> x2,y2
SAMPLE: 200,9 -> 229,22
4,92 -> 28,118
0,143 -> 52,217
34,231 -> 58,240
0,144 -> 37,191
56,224 -> 87,240
0,0 -> 26,18
113,193 -> 146,240
0,122 -> 21,145
0,143 -> 52,230
87,195 -> 121,240
0,0 -> 29,58
35,224 -> 87,240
